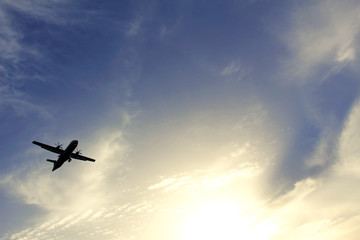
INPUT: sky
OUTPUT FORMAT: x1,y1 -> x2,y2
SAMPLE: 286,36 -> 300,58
1,0 -> 360,239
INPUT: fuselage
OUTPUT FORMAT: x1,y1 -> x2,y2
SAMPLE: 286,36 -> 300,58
52,140 -> 78,171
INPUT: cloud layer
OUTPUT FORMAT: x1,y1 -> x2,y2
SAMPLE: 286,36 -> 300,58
1,0 -> 360,239
284,0 -> 360,82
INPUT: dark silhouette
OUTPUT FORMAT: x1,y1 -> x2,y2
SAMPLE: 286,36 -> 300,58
32,140 -> 95,171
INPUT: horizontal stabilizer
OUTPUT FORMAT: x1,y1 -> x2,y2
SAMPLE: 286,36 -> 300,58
46,159 -> 56,163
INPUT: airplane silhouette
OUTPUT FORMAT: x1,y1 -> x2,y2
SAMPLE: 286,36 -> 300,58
32,140 -> 95,171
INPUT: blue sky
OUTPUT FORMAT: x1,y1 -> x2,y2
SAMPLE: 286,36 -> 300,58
1,0 -> 360,239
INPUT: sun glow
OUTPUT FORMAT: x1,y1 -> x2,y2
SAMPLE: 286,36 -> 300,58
182,200 -> 270,240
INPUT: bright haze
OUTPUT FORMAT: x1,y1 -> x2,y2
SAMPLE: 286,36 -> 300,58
1,0 -> 360,239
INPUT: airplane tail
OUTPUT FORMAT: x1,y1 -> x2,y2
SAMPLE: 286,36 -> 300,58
46,159 -> 56,163
47,159 -> 57,171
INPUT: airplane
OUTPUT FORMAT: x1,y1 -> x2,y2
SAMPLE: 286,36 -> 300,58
32,140 -> 95,171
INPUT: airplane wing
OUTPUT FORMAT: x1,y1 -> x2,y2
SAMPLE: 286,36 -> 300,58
70,153 -> 96,162
32,141 -> 64,154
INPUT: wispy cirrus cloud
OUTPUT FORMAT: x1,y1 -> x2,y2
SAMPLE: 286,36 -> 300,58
256,96 -> 360,240
265,0 -> 360,193
4,0 -> 78,21
0,98 -> 53,120
126,16 -> 144,37
0,0 -> 74,71
0,0 -> 75,118
221,60 -> 251,82
0,0 -> 117,121
283,0 -> 360,82
147,162 -> 261,193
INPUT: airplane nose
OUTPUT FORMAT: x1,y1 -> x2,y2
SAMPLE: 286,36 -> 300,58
73,140 -> 78,145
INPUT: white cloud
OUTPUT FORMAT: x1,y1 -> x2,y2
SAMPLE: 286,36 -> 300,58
221,60 -> 251,82
126,17 -> 143,37
0,122 -> 130,210
4,104 -> 360,240
0,98 -> 53,120
147,161 -> 262,195
252,97 -> 360,239
0,123 -> 134,239
284,0 -> 360,82
0,9 -> 22,63
160,26 -> 170,39
0,0 -> 73,69
221,61 -> 241,76
0,101 -> 283,239
338,97 -> 360,174
305,123 -> 338,168
3,64 -> 360,240
1,0 -> 73,24
0,0 -> 76,119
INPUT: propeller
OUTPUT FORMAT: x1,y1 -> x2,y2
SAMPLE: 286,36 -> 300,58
55,142 -> 63,149
75,148 -> 82,155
